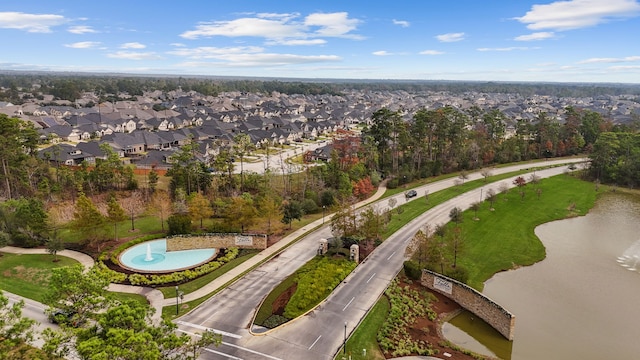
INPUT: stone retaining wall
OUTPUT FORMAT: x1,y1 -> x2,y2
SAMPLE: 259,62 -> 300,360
166,233 -> 267,251
421,270 -> 515,340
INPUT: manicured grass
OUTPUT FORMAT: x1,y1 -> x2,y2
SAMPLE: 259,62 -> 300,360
381,167 -> 545,238
336,296 -> 388,360
111,292 -> 149,306
455,175 -> 598,290
0,252 -> 148,305
0,253 -> 79,302
59,215 -> 165,244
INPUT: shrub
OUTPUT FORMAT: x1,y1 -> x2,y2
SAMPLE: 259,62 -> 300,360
403,260 -> 422,281
167,213 -> 192,235
301,198 -> 319,214
263,315 -> 290,329
445,266 -> 469,283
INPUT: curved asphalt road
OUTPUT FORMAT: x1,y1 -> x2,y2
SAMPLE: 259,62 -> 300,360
177,159 -> 586,360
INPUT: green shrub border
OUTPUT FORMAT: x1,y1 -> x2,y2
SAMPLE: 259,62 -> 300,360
94,234 -> 240,286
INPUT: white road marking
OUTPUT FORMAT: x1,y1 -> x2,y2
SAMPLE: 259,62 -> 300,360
203,347 -> 243,359
176,320 -> 242,339
366,273 -> 376,283
387,251 -> 396,260
221,342 -> 284,360
308,335 -> 322,350
180,330 -> 281,360
342,297 -> 355,311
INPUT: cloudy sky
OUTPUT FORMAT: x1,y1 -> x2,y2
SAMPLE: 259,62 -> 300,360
1,0 -> 640,83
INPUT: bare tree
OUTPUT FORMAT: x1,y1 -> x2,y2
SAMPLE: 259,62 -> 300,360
480,168 -> 493,182
121,191 -> 144,231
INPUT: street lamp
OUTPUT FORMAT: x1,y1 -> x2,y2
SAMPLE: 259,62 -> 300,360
343,322 -> 347,355
175,286 -> 179,315
322,205 -> 326,224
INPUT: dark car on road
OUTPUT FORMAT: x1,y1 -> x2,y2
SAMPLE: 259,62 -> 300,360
405,189 -> 417,198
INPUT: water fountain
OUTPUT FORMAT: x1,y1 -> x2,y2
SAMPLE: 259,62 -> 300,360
119,239 -> 217,273
144,243 -> 153,261
617,239 -> 640,272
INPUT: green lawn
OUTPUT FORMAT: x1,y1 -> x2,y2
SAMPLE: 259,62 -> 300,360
455,175 -> 597,289
336,296 -> 388,360
0,253 -> 79,302
0,252 -> 147,305
59,215 -> 165,244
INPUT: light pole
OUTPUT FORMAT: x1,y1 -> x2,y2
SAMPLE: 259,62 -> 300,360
175,286 -> 179,315
343,322 -> 347,355
322,205 -> 326,224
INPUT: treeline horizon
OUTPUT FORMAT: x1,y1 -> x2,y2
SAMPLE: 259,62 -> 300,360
1,72 -> 639,105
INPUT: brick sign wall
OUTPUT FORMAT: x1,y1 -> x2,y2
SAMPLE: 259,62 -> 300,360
421,270 -> 515,341
166,233 -> 268,251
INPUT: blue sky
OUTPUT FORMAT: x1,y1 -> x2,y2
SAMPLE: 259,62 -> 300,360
1,0 -> 640,83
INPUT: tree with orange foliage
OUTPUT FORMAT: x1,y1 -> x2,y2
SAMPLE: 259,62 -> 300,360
352,177 -> 375,199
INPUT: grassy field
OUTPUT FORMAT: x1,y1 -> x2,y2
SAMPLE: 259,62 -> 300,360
0,253 -> 79,302
455,174 -> 598,289
0,252 -> 147,305
335,296 -> 388,360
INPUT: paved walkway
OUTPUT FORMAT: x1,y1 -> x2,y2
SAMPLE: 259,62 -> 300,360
0,181 -> 388,323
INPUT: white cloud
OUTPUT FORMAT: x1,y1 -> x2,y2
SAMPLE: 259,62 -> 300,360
180,12 -> 362,42
168,46 -> 265,59
64,41 -> 101,49
107,51 -> 162,60
305,12 -> 362,39
515,32 -> 556,41
168,45 -> 340,67
436,32 -> 465,42
266,39 -> 326,46
0,11 -> 66,33
177,53 -> 340,68
170,43 -> 186,47
477,47 -> 536,52
578,56 -> 640,63
515,0 -> 640,31
68,25 -> 96,34
393,19 -> 410,27
420,50 -> 444,55
609,65 -> 640,70
373,51 -> 392,56
120,42 -> 146,49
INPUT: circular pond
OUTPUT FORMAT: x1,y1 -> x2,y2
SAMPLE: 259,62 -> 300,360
119,239 -> 216,273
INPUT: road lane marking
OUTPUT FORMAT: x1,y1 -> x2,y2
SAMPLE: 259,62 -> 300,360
342,297 -> 355,311
366,273 -> 376,283
202,309 -> 220,325
308,335 -> 322,350
221,342 -> 283,360
203,347 -> 243,359
387,251 -> 396,260
180,330 -> 282,360
176,320 -> 242,339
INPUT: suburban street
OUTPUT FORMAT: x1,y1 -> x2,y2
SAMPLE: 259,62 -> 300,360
177,158 -> 586,359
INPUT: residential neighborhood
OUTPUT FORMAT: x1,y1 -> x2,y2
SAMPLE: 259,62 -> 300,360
1,84 -> 638,172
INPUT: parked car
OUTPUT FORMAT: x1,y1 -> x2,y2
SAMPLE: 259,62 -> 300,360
405,189 -> 417,198
48,309 -> 82,327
